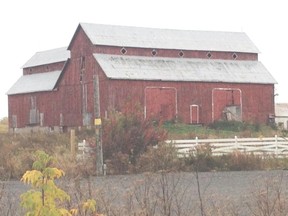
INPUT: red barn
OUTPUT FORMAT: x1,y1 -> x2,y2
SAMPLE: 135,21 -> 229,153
7,23 -> 277,132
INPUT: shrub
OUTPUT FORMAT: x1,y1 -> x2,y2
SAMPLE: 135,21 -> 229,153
184,144 -> 220,172
137,143 -> 183,172
102,102 -> 167,167
224,152 -> 264,171
0,133 -> 69,180
105,152 -> 132,175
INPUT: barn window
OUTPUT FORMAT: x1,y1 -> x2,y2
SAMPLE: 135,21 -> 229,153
232,53 -> 238,59
29,96 -> 39,125
12,115 -> 17,128
31,96 -> 36,109
179,50 -> 184,57
152,49 -> 157,56
80,56 -> 85,70
120,47 -> 127,55
79,56 -> 85,83
206,52 -> 212,59
40,113 -> 44,126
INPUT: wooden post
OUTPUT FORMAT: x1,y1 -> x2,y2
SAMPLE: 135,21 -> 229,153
94,75 -> 103,175
275,134 -> 278,158
70,129 -> 76,160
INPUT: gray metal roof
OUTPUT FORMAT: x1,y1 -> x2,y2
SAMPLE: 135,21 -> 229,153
81,23 -> 260,53
22,47 -> 70,68
94,54 -> 277,84
7,71 -> 61,95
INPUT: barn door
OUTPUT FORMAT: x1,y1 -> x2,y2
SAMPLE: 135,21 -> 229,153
190,105 -> 199,124
145,87 -> 177,121
212,88 -> 242,122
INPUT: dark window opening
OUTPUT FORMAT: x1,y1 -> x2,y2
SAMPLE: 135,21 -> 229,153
80,71 -> 83,82
206,52 -> 212,58
80,56 -> 85,70
12,115 -> 17,128
121,47 -> 127,55
232,53 -> 238,60
152,49 -> 157,56
179,51 -> 184,57
80,56 -> 85,83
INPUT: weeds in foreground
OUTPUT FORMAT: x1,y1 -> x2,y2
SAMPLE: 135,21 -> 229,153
247,173 -> 288,216
20,150 -> 99,216
2,169 -> 288,215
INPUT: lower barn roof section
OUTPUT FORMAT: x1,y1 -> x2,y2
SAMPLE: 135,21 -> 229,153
94,54 -> 277,84
7,70 -> 61,95
21,47 -> 70,68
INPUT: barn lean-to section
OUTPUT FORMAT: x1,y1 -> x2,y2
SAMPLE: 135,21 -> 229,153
7,23 -> 277,132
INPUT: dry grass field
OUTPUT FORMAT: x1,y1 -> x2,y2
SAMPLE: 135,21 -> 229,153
0,117 -> 8,133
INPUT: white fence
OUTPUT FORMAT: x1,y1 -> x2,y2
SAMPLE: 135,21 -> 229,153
166,135 -> 288,158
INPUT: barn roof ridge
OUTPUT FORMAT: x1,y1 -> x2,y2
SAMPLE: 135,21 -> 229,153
22,47 -> 70,68
94,53 -> 276,84
79,22 -> 260,53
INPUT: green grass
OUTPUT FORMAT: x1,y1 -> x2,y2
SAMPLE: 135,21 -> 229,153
163,121 -> 280,140
0,117 -> 280,139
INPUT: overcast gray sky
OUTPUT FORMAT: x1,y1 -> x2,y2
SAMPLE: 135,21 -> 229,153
1,0 -> 287,119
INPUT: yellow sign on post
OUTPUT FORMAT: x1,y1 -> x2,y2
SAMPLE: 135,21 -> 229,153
94,118 -> 102,126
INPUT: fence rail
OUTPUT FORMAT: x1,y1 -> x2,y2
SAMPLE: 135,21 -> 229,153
166,135 -> 288,157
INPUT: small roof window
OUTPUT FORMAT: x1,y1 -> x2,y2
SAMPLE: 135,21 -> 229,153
206,52 -> 212,59
120,47 -> 127,55
152,49 -> 157,56
179,50 -> 184,57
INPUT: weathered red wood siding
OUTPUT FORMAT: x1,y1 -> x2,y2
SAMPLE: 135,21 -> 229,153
93,45 -> 258,61
57,27 -> 96,127
23,62 -> 66,75
96,77 -> 274,125
8,91 -> 60,128
212,89 -> 242,121
145,87 -> 177,121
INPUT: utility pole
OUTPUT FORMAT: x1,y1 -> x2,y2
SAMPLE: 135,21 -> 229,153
94,75 -> 103,175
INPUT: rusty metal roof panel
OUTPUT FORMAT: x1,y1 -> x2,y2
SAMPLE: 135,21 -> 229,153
7,70 -> 61,95
94,54 -> 276,84
22,47 -> 70,68
81,23 -> 259,53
